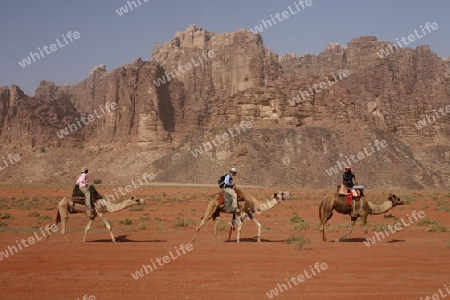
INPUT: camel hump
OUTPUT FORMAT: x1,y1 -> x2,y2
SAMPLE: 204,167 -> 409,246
234,188 -> 245,200
217,192 -> 225,205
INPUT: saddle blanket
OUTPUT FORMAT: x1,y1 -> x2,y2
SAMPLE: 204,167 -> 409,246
351,189 -> 360,198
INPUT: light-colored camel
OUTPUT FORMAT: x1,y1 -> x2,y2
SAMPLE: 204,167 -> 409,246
51,197 -> 145,242
192,190 -> 291,243
319,192 -> 404,242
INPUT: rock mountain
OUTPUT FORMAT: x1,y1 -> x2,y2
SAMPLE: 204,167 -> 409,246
1,24 -> 449,189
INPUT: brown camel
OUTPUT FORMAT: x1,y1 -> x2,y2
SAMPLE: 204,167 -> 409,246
319,191 -> 404,242
192,190 -> 291,243
51,197 -> 145,242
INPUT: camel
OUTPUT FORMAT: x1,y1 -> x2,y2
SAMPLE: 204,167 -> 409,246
192,190 -> 291,243
319,190 -> 404,242
51,196 -> 145,242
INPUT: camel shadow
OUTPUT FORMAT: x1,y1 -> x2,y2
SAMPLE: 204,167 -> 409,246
387,239 -> 405,243
226,237 -> 286,243
330,238 -> 406,243
87,235 -> 167,243
332,237 -> 367,242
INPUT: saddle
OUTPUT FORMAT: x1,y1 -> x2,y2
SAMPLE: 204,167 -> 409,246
337,184 -> 364,199
70,185 -> 103,213
217,188 -> 245,206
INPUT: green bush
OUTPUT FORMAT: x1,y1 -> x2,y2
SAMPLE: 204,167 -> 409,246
0,212 -> 11,219
119,218 -> 132,225
174,218 -> 195,228
417,218 -> 439,226
285,234 -> 311,250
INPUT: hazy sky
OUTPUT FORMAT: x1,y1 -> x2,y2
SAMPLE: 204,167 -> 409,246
1,0 -> 449,95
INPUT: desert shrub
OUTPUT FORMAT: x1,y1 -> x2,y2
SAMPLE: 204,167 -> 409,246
426,224 -> 447,232
290,212 -> 309,230
216,220 -> 228,231
0,212 -> 11,219
119,218 -> 132,225
290,213 -> 304,223
417,218 -> 439,226
372,223 -> 388,232
136,223 -> 146,230
285,235 -> 311,250
27,211 -> 40,217
174,218 -> 195,228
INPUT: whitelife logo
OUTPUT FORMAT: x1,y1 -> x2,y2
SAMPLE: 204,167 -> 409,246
363,210 -> 425,247
0,153 -> 21,172
18,31 -> 81,68
56,102 -> 118,139
288,70 -> 350,106
130,243 -> 193,280
376,22 -> 439,59
153,50 -> 215,87
414,105 -> 450,129
250,0 -> 313,34
265,262 -> 328,298
190,121 -> 252,157
115,0 -> 149,16
325,139 -> 388,176
0,224 -> 58,261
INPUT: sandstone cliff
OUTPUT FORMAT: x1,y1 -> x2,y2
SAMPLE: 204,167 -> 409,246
0,25 -> 448,189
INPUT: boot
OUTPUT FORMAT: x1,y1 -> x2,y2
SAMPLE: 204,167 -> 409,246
351,200 -> 357,218
85,207 -> 95,217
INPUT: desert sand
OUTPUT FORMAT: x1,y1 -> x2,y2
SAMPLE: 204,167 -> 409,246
0,185 -> 449,300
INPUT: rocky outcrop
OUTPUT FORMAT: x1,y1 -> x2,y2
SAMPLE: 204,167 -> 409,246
0,26 -> 449,188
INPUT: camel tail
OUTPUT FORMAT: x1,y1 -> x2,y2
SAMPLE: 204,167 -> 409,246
319,201 -> 323,220
53,197 -> 67,226
54,208 -> 61,225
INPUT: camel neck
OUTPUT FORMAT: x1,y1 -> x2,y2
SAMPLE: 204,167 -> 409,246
106,199 -> 134,213
369,200 -> 394,215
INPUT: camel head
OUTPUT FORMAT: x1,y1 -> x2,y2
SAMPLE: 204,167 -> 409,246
273,191 -> 291,204
388,194 -> 404,207
131,197 -> 145,205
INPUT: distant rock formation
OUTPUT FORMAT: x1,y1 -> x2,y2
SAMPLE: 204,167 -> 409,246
0,25 -> 449,188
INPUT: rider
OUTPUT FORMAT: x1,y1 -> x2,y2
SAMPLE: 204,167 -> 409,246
223,167 -> 239,213
343,166 -> 357,189
343,166 -> 359,217
76,167 -> 94,217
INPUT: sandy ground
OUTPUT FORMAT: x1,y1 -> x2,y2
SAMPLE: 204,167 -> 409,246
0,185 -> 449,300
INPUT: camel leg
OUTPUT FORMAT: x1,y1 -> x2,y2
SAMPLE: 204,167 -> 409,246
236,217 -> 242,243
336,217 -> 357,242
83,217 -> 95,243
192,213 -> 213,243
100,214 -> 116,243
192,204 -> 218,243
249,217 -> 262,242
228,213 -> 236,242
49,221 -> 68,242
319,202 -> 333,242
361,214 -> 369,241
55,200 -> 70,242
192,215 -> 208,243
213,216 -> 221,242
62,219 -> 69,242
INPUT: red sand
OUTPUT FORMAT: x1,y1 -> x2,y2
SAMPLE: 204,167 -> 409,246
0,186 -> 449,300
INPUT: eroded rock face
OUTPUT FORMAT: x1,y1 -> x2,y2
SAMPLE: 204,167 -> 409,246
0,26 -> 449,188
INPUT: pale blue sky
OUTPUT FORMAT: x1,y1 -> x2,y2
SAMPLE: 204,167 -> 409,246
1,0 -> 449,95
